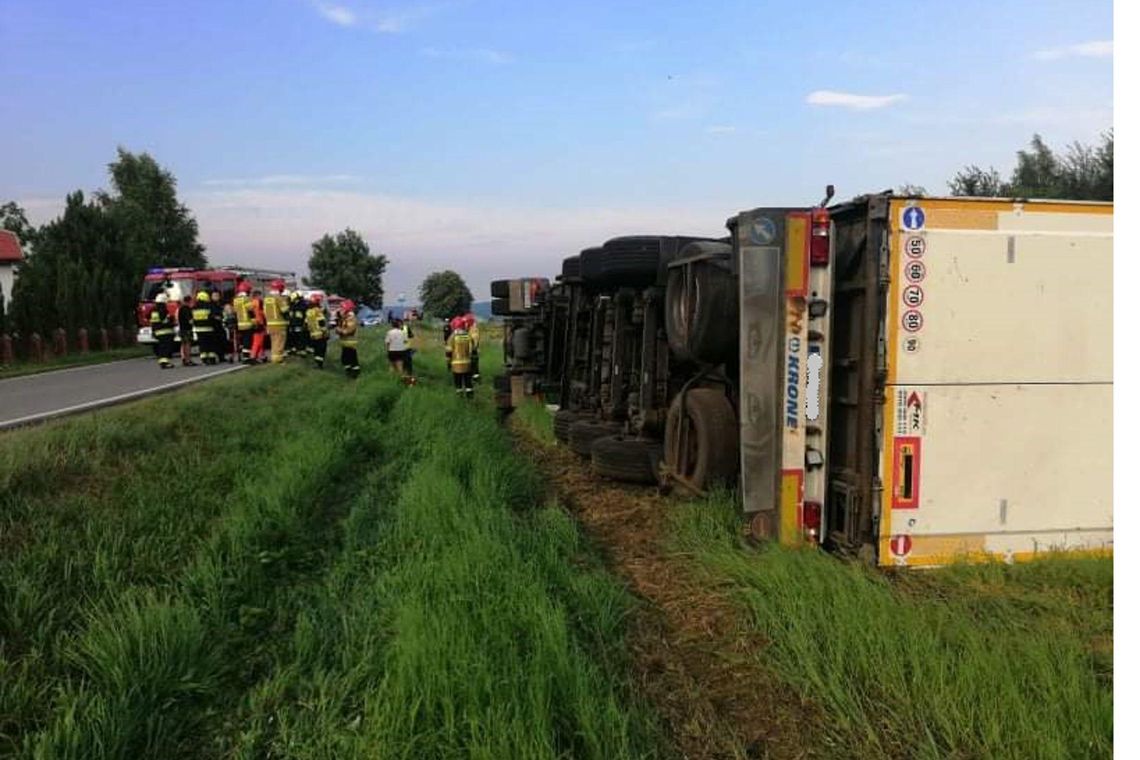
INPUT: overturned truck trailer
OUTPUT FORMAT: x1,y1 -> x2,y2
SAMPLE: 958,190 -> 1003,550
493,193 -> 1113,567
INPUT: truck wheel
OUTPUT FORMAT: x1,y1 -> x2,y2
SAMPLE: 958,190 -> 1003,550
665,255 -> 737,365
665,388 -> 738,490
562,256 -> 582,280
491,280 -> 511,298
590,435 -> 663,485
568,419 -> 622,457
581,237 -> 663,287
511,327 -> 533,360
553,409 -> 585,443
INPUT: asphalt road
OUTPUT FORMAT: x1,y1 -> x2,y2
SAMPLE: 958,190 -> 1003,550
0,357 -> 246,431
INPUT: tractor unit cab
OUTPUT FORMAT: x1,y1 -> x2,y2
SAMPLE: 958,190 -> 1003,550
490,277 -> 552,412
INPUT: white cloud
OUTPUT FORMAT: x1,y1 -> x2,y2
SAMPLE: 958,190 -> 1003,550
421,47 -> 514,64
315,3 -> 356,26
374,2 -> 446,33
806,90 -> 907,110
1032,40 -> 1113,61
705,125 -> 736,134
201,174 -> 362,188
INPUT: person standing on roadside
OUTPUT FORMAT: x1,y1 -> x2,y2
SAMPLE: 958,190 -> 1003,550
287,291 -> 307,357
177,294 -> 196,366
401,317 -> 416,377
250,289 -> 267,363
209,290 -> 229,364
336,299 -> 361,378
150,293 -> 176,369
305,293 -> 329,369
465,313 -> 481,381
264,279 -> 290,364
192,291 -> 217,364
233,281 -> 254,363
385,318 -> 408,376
446,321 -> 475,399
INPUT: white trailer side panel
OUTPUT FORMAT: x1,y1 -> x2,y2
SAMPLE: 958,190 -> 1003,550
879,199 -> 1112,567
884,382 -> 1111,563
892,230 -> 1111,384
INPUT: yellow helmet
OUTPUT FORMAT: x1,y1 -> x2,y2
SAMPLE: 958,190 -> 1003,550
197,291 -> 210,303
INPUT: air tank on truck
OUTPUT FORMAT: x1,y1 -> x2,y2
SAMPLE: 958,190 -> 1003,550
494,191 -> 1113,567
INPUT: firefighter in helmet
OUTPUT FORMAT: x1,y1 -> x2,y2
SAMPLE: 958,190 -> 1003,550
287,290 -> 308,357
192,291 -> 217,364
305,293 -> 329,369
446,316 -> 475,399
233,281 -> 255,363
335,299 -> 360,378
150,293 -> 176,369
264,278 -> 290,364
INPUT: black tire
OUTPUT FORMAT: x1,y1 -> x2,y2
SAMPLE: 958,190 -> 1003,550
491,298 -> 511,316
568,419 -> 622,457
591,435 -> 663,485
581,237 -> 663,287
561,256 -> 582,280
665,249 -> 737,365
665,388 -> 738,490
553,409 -> 585,443
491,280 -> 511,299
511,327 -> 533,360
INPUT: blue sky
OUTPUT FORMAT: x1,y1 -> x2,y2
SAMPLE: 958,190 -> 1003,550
1,0 -> 1113,300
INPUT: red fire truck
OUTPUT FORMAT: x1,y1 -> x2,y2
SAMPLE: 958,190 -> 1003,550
136,265 -> 298,344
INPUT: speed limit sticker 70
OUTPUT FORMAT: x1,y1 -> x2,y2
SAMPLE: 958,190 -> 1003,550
902,285 -> 924,307
905,236 -> 926,258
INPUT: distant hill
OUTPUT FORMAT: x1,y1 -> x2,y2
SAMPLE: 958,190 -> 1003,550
472,301 -> 494,320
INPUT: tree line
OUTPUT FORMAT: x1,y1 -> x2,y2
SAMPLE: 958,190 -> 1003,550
1,149 -> 205,336
0,149 -> 394,337
900,130 -> 1112,200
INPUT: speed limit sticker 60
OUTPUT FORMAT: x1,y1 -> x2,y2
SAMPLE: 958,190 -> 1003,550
905,260 -> 926,283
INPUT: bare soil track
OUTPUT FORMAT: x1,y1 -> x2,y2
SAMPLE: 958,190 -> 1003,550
514,423 -> 824,760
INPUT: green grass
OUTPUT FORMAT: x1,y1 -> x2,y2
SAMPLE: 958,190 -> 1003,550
668,492 -> 1113,760
0,332 -> 662,758
0,346 -> 149,379
513,397 -> 556,445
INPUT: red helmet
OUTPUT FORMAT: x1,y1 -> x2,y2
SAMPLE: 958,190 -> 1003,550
309,293 -> 323,305
237,281 -> 252,294
340,299 -> 356,313
450,316 -> 466,331
270,278 -> 286,292
464,313 -> 476,328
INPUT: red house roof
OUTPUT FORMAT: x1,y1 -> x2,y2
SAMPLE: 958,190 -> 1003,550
0,229 -> 23,263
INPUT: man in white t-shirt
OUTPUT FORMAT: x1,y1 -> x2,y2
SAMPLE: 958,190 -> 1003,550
385,320 -> 409,375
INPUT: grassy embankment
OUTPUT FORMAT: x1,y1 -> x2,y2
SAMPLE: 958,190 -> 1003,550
514,396 -> 1113,760
0,329 -> 664,759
